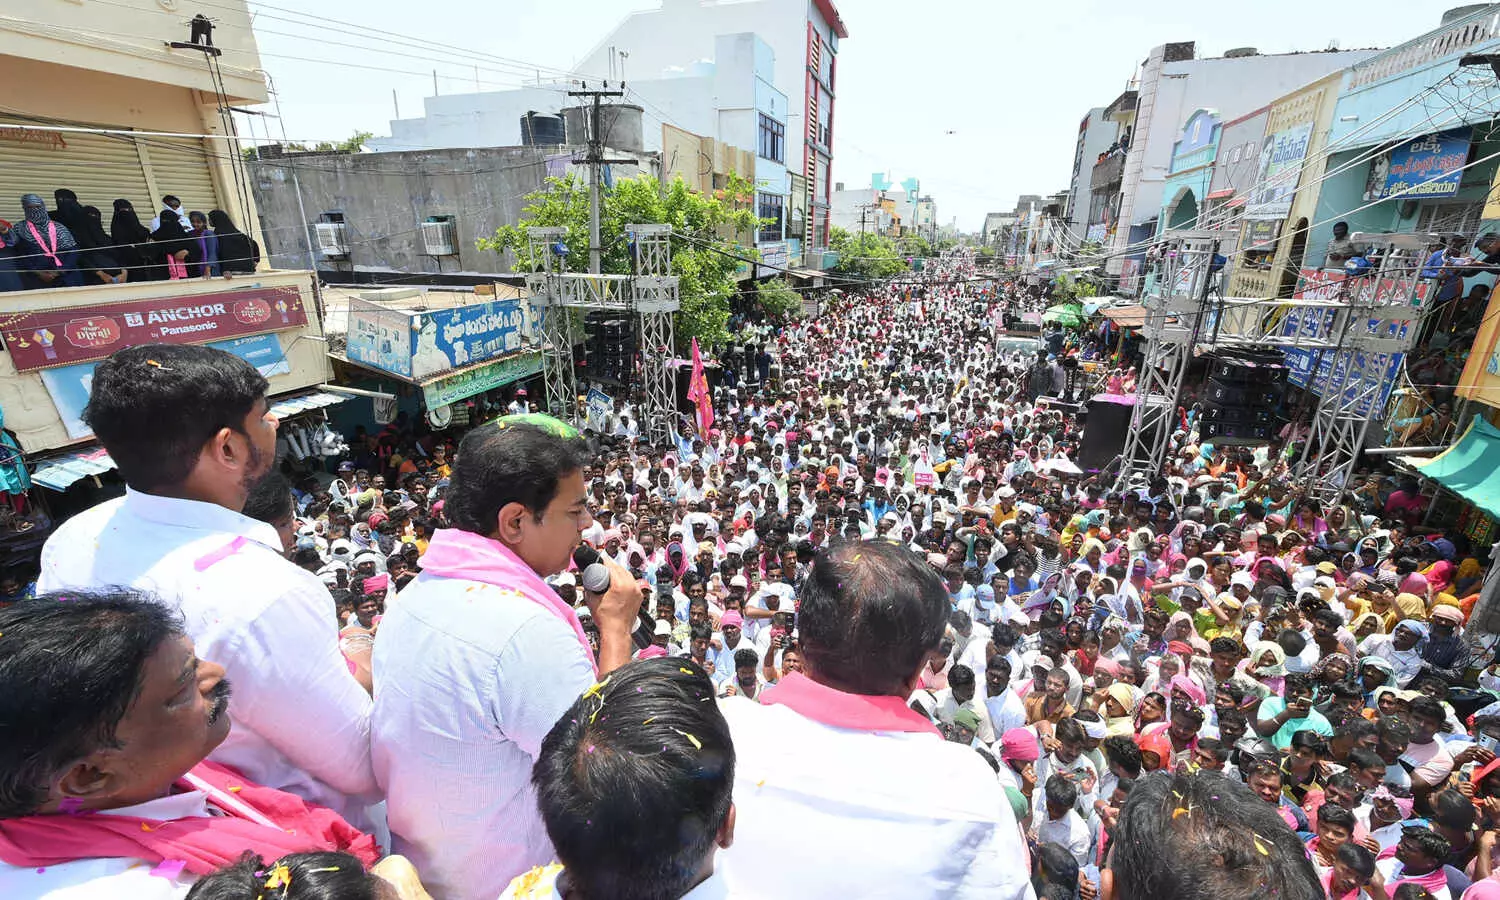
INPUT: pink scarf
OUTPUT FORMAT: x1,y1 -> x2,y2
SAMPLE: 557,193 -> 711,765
420,528 -> 596,676
26,221 -> 60,267
761,672 -> 941,736
1386,864 -> 1449,896
0,760 -> 377,877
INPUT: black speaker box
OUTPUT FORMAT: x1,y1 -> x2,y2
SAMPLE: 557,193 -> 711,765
1078,399 -> 1134,472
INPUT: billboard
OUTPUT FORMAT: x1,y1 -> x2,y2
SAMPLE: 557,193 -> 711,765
347,298 -> 528,380
1368,128 -> 1471,201
0,286 -> 306,372
1246,123 -> 1312,221
1278,268 -> 1427,416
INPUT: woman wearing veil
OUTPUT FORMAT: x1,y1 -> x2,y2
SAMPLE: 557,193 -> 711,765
150,203 -> 199,279
13,193 -> 81,289
110,199 -> 165,280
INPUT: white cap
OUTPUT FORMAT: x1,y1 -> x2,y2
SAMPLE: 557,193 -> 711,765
730,574 -> 749,588
654,619 -> 674,636
329,539 -> 356,558
553,572 -> 577,588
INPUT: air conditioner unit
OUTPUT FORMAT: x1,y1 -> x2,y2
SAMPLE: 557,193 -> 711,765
315,222 -> 349,258
422,218 -> 458,256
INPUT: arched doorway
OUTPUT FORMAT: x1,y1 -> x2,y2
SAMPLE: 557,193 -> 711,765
1278,217 -> 1309,299
1166,188 -> 1199,231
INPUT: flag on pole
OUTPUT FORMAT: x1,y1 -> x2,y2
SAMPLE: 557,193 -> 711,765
687,337 -> 714,436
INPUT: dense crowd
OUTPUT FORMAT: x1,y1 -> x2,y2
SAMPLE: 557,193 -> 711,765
0,255 -> 1496,900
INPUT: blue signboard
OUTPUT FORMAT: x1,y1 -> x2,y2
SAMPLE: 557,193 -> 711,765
410,299 -> 527,379
346,304 -> 413,378
1379,128 -> 1471,200
41,333 -> 292,440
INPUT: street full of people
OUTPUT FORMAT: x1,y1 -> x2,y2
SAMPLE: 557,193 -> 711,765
0,252 -> 1495,900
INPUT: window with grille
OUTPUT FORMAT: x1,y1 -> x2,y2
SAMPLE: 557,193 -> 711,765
1416,202 -> 1481,239
758,193 -> 785,243
758,113 -> 785,163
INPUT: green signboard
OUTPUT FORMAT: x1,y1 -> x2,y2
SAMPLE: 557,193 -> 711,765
422,350 -> 543,408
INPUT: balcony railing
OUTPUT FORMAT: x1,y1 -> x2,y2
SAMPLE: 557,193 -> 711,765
1093,153 -> 1126,189
1346,7 -> 1500,91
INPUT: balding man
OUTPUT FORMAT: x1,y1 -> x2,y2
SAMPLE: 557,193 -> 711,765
718,539 -> 1033,898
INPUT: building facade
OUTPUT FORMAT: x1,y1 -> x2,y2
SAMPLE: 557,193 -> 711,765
1065,107 -> 1113,247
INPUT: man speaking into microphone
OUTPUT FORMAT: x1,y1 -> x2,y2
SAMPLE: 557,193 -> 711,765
370,414 -> 640,900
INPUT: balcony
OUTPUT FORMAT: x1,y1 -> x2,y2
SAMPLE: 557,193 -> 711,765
1346,6 -> 1500,91
1093,153 -> 1126,190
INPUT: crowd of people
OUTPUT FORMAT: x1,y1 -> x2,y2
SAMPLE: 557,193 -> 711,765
0,253 -> 1498,900
0,190 -> 259,291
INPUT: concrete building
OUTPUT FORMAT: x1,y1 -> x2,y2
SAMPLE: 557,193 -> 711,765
249,144 -> 654,282
371,32 -> 795,265
830,181 -> 897,235
573,0 -> 848,253
1201,103 -> 1271,266
1101,42 -> 1379,289
1065,108 -> 1114,247
0,0 -> 334,517
1158,108 -> 1222,233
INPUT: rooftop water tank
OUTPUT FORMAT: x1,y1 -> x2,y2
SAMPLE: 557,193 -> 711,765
520,111 -> 565,146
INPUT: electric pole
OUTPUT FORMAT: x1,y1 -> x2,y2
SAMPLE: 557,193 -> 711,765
568,83 -> 630,274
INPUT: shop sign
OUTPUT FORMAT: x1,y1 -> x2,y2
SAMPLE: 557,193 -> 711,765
1373,128 -> 1471,200
1244,219 -> 1282,251
0,126 -> 67,150
1,287 -> 305,372
41,333 -> 292,440
421,350 -> 543,408
1246,123 -> 1312,220
409,299 -> 527,379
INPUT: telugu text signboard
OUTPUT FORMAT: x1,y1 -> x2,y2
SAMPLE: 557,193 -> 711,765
1246,123 -> 1312,221
1,286 -> 306,372
1376,129 -> 1471,201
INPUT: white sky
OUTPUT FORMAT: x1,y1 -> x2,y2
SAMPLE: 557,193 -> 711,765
242,0 -> 1452,231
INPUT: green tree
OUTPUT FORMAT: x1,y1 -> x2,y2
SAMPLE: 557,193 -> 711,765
478,172 -> 762,349
827,226 -> 909,280
755,277 -> 803,319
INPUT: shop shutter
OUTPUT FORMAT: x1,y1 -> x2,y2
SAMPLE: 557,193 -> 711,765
0,119 -> 152,225
141,136 -> 222,217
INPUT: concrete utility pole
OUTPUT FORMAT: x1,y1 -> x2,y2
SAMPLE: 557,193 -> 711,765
568,83 -> 629,274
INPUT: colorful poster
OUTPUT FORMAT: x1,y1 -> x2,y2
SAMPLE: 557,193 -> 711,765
420,351 -> 543,408
1246,123 -> 1312,220
41,333 -> 294,440
1379,128 -> 1471,200
1,286 -> 306,372
409,300 -> 527,379
1277,268 -> 1427,417
346,301 -> 414,378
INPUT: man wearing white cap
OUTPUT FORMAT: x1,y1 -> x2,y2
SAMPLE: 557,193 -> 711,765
719,541 -> 1031,898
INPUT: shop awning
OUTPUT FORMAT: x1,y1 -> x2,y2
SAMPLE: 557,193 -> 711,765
1402,417 -> 1500,519
1101,305 -> 1149,329
31,391 -> 352,492
268,391 -> 352,419
1206,188 -> 1235,200
32,447 -> 116,492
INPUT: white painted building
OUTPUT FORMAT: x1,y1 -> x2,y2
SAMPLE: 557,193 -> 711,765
369,33 -> 790,263
1065,107 -> 1113,247
574,0 -> 848,252
1103,43 -> 1378,281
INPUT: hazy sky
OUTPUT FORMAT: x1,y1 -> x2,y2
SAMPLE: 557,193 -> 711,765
241,0 -> 1446,230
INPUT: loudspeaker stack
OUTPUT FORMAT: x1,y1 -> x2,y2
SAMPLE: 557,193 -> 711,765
1199,348 -> 1286,445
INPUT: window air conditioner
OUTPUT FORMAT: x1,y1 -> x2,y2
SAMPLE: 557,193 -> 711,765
422,218 -> 458,256
315,222 -> 350,258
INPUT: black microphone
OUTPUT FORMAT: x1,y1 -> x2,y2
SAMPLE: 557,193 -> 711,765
571,545 -> 613,595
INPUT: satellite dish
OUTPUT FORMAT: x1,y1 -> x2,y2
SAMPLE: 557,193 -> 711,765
427,404 -> 453,429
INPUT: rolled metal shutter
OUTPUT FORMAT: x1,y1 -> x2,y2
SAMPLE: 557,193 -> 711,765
0,119 -> 152,225
140,136 -> 222,216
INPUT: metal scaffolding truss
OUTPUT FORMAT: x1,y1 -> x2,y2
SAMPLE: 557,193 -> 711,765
1293,233 -> 1436,504
525,225 -> 680,441
1115,231 -> 1218,487
1112,228 -> 1438,504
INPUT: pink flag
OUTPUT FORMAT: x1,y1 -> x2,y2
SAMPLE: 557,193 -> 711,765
687,337 -> 714,435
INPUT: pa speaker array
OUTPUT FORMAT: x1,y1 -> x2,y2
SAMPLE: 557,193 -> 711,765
1199,348 -> 1286,445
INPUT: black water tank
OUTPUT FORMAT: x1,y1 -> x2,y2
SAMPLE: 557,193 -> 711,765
521,111 -> 565,146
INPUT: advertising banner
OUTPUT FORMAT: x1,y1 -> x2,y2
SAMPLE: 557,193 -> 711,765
1277,268 -> 1426,417
586,387 -> 615,432
1246,123 -> 1312,220
410,299 -> 527,379
420,350 -> 543,409
1,286 -> 306,372
346,301 -> 414,378
41,333 -> 293,440
1376,128 -> 1471,200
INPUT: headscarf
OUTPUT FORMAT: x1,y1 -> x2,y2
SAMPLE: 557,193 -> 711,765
1351,611 -> 1384,636
111,199 -> 151,245
1310,652 -> 1354,683
1393,593 -> 1427,622
1359,656 -> 1397,690
207,209 -> 244,236
1103,682 -> 1138,736
19,193 -> 77,251
1247,641 -> 1287,678
1169,673 -> 1207,707
50,190 -> 97,248
1395,618 -> 1429,647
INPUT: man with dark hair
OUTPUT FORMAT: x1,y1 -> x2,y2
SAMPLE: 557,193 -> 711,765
0,591 -> 380,895
1403,696 -> 1456,795
504,658 -> 735,900
372,417 -> 642,900
1105,771 -> 1323,900
38,344 -> 377,829
1378,826 -> 1455,898
719,539 -> 1030,897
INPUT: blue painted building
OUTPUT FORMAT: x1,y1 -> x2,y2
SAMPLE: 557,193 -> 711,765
1159,108 -> 1221,234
